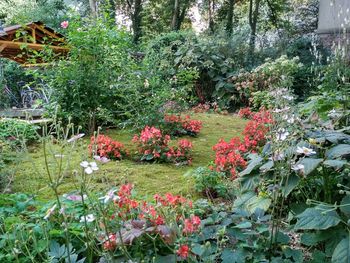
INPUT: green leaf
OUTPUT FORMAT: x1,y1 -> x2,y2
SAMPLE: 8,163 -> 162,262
299,158 -> 323,176
234,221 -> 252,229
221,249 -> 246,263
301,231 -> 334,246
281,174 -> 300,197
233,192 -> 271,214
239,155 -> 263,176
340,195 -> 350,217
233,192 -> 256,210
326,144 -> 350,159
154,254 -> 176,263
259,161 -> 274,173
283,247 -> 303,262
276,231 -> 290,244
323,160 -> 348,170
295,207 -> 341,230
332,236 -> 350,263
246,196 -> 271,214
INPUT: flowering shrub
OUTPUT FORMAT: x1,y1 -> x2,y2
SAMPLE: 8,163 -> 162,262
164,114 -> 202,136
132,126 -> 171,162
166,139 -> 193,165
133,126 -> 194,164
238,107 -> 253,119
213,139 -> 247,178
213,109 -> 273,177
88,135 -> 127,160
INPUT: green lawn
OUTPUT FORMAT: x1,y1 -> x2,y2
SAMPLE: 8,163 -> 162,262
13,113 -> 247,200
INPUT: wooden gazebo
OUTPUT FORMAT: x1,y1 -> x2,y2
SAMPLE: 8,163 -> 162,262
0,21 -> 69,66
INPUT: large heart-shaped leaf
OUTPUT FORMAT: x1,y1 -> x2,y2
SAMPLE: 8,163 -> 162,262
340,195 -> 350,218
295,207 -> 341,230
221,248 -> 246,263
281,174 -> 300,197
239,155 -> 263,176
332,236 -> 350,263
326,144 -> 350,159
323,160 -> 348,170
299,158 -> 323,176
234,191 -> 271,214
259,161 -> 274,173
246,196 -> 271,214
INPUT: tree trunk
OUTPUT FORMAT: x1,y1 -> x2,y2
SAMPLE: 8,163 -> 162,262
89,0 -> 97,17
171,0 -> 180,30
208,0 -> 215,33
248,0 -> 260,62
132,0 -> 143,43
226,0 -> 234,36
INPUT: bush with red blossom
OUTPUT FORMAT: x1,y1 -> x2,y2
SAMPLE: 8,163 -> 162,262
164,114 -> 202,136
133,126 -> 193,164
88,134 -> 127,160
132,126 -> 171,162
213,109 -> 273,178
238,107 -> 253,119
166,139 -> 193,165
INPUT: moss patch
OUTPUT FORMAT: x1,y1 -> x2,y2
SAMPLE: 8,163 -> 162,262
13,113 -> 247,200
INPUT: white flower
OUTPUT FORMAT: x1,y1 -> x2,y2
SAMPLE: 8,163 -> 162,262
67,133 -> 85,143
276,129 -> 289,141
80,214 -> 95,223
283,114 -> 295,124
292,164 -> 305,171
44,204 -> 57,220
273,107 -> 290,113
296,146 -> 316,156
59,206 -> 65,215
282,95 -> 294,101
100,189 -> 120,204
80,161 -> 99,174
93,155 -> 111,163
272,152 -> 285,161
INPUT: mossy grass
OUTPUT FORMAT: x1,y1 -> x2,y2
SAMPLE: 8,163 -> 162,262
13,113 -> 247,200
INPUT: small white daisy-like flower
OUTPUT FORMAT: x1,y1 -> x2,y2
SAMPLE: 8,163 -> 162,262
80,161 -> 99,174
80,214 -> 95,223
276,129 -> 289,141
44,204 -> 57,220
296,146 -> 316,156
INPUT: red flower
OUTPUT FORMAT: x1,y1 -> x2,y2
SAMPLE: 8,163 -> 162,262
177,245 -> 190,259
238,107 -> 253,119
191,215 -> 201,226
88,135 -> 126,160
103,234 -> 116,251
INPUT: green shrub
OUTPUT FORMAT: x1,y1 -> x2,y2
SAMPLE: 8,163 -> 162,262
0,119 -> 38,147
189,167 -> 228,198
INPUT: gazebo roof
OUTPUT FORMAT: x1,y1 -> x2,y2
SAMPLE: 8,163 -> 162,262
0,21 -> 69,66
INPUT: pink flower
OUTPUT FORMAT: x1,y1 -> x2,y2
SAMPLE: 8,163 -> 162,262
61,21 -> 69,29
